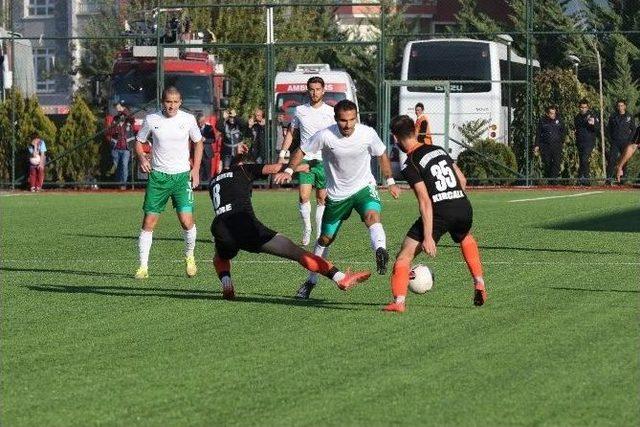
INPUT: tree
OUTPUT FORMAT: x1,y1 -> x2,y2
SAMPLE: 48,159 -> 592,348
512,68 -> 601,181
54,96 -> 98,183
0,91 -> 56,184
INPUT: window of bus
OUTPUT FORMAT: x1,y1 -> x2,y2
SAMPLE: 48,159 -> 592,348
407,41 -> 491,92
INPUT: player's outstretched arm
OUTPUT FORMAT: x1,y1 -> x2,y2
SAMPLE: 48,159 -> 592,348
616,143 -> 638,182
412,181 -> 436,257
273,148 -> 305,184
452,163 -> 467,191
261,162 -> 309,175
377,152 -> 400,199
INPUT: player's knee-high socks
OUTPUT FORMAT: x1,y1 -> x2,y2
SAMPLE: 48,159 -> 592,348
299,201 -> 312,231
138,229 -> 153,268
183,225 -> 197,257
390,260 -> 410,303
298,252 -> 345,283
315,205 -> 325,238
460,234 -> 484,286
214,256 -> 232,285
306,243 -> 329,284
368,222 -> 386,251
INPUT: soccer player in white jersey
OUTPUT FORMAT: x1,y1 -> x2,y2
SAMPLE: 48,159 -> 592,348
279,76 -> 335,246
275,100 -> 401,299
134,86 -> 204,279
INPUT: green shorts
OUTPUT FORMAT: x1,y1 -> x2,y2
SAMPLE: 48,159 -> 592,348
143,170 -> 194,215
321,184 -> 382,238
298,159 -> 326,189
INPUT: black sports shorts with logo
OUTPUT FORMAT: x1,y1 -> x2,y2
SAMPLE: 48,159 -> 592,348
406,200 -> 473,244
211,212 -> 277,260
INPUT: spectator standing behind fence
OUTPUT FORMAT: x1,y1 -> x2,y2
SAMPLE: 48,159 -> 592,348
197,113 -> 216,184
216,109 -> 249,169
534,106 -> 566,185
607,99 -> 635,184
414,103 -> 433,145
109,101 -> 135,190
574,99 -> 600,186
248,108 -> 266,162
27,132 -> 46,192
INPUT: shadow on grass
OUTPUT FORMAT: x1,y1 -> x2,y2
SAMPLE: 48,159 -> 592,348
1,266 -> 179,279
548,286 -> 639,294
439,243 -> 628,256
542,206 -> 640,233
67,232 -> 211,244
23,284 -> 365,310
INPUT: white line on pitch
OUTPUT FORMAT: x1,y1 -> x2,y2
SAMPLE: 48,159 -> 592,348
508,191 -> 604,203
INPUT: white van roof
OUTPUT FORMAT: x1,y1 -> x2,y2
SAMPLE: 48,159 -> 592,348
275,67 -> 356,94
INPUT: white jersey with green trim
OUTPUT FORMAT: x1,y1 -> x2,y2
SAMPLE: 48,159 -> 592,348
137,109 -> 202,175
290,103 -> 335,161
303,123 -> 386,201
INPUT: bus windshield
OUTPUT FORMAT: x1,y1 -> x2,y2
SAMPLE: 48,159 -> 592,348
276,92 -> 346,122
407,41 -> 492,93
112,72 -> 214,109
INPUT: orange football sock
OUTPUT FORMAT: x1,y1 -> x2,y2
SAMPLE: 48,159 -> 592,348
460,234 -> 484,284
391,260 -> 410,298
299,252 -> 334,276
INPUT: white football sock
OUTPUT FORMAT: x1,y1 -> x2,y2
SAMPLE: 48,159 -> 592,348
368,222 -> 386,251
307,243 -> 329,284
183,225 -> 197,257
315,204 -> 325,238
331,271 -> 346,283
299,201 -> 312,231
138,229 -> 153,268
395,295 -> 406,304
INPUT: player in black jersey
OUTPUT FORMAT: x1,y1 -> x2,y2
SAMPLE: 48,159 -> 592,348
209,152 -> 371,300
615,121 -> 640,182
383,116 -> 487,313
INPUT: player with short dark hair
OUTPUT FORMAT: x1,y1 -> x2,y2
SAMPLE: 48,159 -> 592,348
275,99 -> 400,300
209,152 -> 371,299
383,115 -> 486,313
278,76 -> 334,246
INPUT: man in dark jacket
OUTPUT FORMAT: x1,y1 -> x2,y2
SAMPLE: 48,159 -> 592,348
534,106 -> 566,184
574,99 -> 600,185
216,109 -> 250,169
249,108 -> 266,162
607,99 -> 635,182
196,113 -> 216,184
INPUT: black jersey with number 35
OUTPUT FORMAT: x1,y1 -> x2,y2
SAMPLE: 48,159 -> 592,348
209,164 -> 266,218
401,144 -> 468,206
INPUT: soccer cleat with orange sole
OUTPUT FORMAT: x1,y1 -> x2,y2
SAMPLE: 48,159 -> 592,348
337,270 -> 371,291
383,301 -> 406,313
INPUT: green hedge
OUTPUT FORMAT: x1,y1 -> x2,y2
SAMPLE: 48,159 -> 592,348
456,139 -> 518,185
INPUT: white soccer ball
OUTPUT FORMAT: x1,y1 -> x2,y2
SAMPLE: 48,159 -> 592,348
409,264 -> 434,294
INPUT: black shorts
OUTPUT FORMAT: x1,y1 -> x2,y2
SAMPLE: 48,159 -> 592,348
211,212 -> 277,260
407,200 -> 473,244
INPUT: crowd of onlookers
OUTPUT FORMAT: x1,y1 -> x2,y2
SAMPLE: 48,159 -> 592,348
26,98 -> 639,190
534,98 -> 638,185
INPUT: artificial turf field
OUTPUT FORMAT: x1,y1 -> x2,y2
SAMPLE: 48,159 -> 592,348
1,188 -> 639,426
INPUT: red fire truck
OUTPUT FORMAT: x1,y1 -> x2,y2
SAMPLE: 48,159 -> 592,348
106,32 -> 228,177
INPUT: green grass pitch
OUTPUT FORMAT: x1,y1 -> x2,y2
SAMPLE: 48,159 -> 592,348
2,188 -> 638,426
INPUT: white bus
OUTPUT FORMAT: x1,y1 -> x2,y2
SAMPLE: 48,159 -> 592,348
399,38 -> 539,158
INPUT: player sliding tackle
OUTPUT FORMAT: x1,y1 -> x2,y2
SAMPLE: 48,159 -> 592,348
209,147 -> 371,300
384,115 -> 487,313
275,100 -> 400,299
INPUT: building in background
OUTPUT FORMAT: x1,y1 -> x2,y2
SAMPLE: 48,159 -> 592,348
11,0 -> 100,116
336,0 -> 511,40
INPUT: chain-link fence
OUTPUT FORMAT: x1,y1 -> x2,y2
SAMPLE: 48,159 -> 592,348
1,0 -> 639,189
